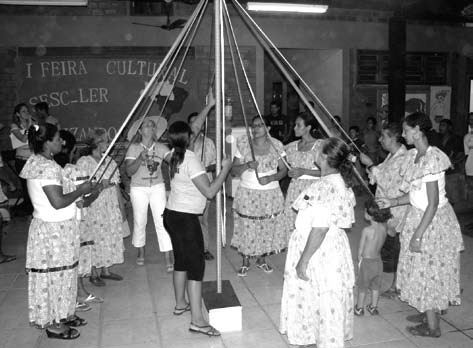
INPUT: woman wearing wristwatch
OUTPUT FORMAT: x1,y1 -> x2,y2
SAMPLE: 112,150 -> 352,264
377,113 -> 463,338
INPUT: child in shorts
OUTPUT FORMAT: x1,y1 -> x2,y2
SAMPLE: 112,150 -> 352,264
355,198 -> 392,316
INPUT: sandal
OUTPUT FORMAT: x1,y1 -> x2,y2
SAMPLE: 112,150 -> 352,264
64,315 -> 87,327
46,327 -> 80,340
407,323 -> 441,338
166,264 -> 174,273
256,263 -> 273,274
366,304 -> 379,315
75,301 -> 91,312
89,276 -> 106,287
381,288 -> 400,299
83,293 -> 104,304
237,265 -> 249,277
136,257 -> 145,266
173,303 -> 191,315
189,323 -> 221,337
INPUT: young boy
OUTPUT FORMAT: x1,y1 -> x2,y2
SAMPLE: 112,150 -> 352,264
355,198 -> 392,316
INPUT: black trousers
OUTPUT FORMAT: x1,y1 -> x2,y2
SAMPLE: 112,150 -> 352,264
163,209 -> 205,281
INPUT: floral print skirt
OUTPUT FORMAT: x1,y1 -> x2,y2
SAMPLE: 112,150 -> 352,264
26,218 -> 79,328
283,178 -> 316,232
280,227 -> 354,347
84,186 -> 124,268
397,203 -> 464,312
231,186 -> 289,257
78,219 -> 93,277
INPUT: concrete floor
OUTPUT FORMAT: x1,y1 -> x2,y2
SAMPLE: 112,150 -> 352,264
0,198 -> 472,348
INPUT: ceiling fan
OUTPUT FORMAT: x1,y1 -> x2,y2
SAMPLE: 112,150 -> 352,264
132,0 -> 188,31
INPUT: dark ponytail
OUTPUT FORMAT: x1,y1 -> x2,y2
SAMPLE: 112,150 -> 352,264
321,137 -> 354,187
28,123 -> 58,154
167,121 -> 192,179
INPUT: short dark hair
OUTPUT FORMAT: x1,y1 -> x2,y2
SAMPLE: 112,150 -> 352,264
404,112 -> 432,135
439,119 -> 453,128
59,129 -> 76,153
270,101 -> 280,108
382,122 -> 403,143
349,126 -> 360,133
365,198 -> 392,223
34,102 -> 49,114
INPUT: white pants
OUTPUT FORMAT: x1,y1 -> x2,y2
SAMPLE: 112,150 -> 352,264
130,184 -> 172,251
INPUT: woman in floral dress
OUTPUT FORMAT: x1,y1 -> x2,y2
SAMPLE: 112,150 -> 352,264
21,124 -> 93,339
280,137 -> 356,348
231,116 -> 290,277
77,129 -> 125,286
378,112 -> 464,338
283,113 -> 322,231
360,123 -> 408,297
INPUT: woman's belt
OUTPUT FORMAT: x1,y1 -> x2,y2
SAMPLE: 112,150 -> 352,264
235,210 -> 283,220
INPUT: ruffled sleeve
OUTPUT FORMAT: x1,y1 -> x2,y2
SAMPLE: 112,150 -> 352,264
270,138 -> 286,157
19,155 -> 62,183
399,147 -> 451,192
292,175 -> 355,229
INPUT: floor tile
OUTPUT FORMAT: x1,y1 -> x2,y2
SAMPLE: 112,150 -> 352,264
262,303 -> 281,327
1,201 -> 473,348
441,299 -> 473,330
0,328 -> 41,348
351,340 -> 417,348
408,330 -> 473,348
101,343 -> 162,348
0,274 -> 16,290
101,317 -> 159,346
10,274 -> 27,289
351,315 -> 406,346
222,328 -> 288,348
250,285 -> 283,306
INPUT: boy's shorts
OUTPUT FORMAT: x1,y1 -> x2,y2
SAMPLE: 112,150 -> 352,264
357,257 -> 382,291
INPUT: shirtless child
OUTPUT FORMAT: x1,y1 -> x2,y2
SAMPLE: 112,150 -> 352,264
355,198 -> 392,316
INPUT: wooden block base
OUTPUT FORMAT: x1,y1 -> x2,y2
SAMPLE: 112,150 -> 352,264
202,280 -> 242,332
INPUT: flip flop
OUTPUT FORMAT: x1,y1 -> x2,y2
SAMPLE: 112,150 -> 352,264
173,303 -> 190,315
64,315 -> 87,327
189,323 -> 221,336
0,255 -> 16,264
83,293 -> 104,304
136,257 -> 145,266
166,264 -> 174,273
46,327 -> 80,340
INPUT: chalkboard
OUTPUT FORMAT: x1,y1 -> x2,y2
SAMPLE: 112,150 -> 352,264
17,46 -> 206,140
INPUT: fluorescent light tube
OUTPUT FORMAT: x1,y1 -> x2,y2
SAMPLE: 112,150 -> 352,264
246,2 -> 328,13
0,0 -> 88,5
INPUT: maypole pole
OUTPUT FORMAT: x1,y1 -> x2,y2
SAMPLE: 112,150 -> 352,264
214,0 -> 223,294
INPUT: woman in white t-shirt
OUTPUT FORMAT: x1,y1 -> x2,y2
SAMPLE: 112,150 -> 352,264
378,113 -> 464,338
20,123 -> 94,340
162,121 -> 231,337
125,118 -> 173,269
